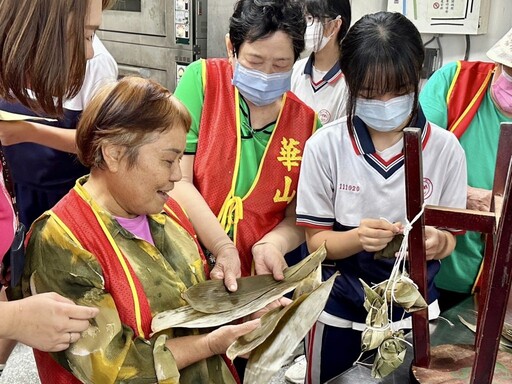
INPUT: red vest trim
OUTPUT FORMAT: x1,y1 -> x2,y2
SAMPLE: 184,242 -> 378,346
194,58 -> 317,276
31,188 -> 206,384
445,61 -> 495,293
162,197 -> 210,278
446,61 -> 496,139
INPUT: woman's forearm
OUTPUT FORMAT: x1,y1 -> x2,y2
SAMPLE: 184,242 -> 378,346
0,121 -> 76,153
165,319 -> 260,370
0,301 -> 15,339
254,200 -> 304,254
27,123 -> 77,153
0,120 -> 77,153
169,179 -> 235,256
256,214 -> 305,254
165,334 -> 211,370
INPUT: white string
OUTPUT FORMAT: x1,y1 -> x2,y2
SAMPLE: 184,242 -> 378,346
383,203 -> 426,325
365,323 -> 392,332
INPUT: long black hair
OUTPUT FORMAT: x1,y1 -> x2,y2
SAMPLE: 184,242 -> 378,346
229,0 -> 306,61
340,12 -> 425,130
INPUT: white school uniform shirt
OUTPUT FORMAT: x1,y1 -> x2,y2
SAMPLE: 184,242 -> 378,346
291,55 -> 348,125
297,115 -> 467,230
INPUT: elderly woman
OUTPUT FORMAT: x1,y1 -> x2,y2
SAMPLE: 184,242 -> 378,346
19,77 -> 258,384
172,0 -> 320,292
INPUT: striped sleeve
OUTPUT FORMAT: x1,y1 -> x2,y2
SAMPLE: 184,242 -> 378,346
296,133 -> 336,229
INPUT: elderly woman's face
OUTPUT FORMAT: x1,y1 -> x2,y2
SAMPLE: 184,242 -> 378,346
107,126 -> 187,218
235,31 -> 295,75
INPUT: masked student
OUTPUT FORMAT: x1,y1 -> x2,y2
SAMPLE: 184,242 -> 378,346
419,26 -> 512,311
291,0 -> 351,124
296,12 -> 467,384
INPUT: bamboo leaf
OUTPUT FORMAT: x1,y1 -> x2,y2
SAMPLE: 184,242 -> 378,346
374,235 -> 404,259
227,299 -> 300,360
182,244 -> 327,313
292,265 -> 322,300
376,274 -> 427,313
360,279 -> 384,313
151,281 -> 298,331
458,315 -> 512,350
371,332 -> 407,379
243,273 -> 338,384
151,244 -> 327,332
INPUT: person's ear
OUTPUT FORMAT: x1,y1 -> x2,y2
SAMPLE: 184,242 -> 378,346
102,143 -> 125,172
225,33 -> 235,64
329,16 -> 342,35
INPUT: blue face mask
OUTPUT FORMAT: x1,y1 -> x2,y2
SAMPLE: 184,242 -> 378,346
355,94 -> 415,132
232,61 -> 292,106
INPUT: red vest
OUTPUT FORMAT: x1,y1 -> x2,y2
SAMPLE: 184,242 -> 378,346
446,61 -> 496,139
194,59 -> 317,276
31,190 -> 210,384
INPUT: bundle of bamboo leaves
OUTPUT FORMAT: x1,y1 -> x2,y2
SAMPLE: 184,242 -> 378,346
152,244 -> 337,383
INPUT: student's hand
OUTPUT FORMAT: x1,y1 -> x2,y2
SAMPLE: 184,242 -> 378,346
424,226 -> 454,260
6,292 -> 99,352
252,242 -> 287,281
358,219 -> 402,252
206,319 -> 260,355
210,245 -> 241,292
467,186 -> 492,212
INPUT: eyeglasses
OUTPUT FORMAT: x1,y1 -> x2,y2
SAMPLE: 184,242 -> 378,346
305,14 -> 317,27
305,14 -> 340,27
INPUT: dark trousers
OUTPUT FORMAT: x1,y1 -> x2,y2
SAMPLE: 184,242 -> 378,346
437,288 -> 471,313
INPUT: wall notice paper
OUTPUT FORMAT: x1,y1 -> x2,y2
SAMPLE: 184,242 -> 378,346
0,110 -> 57,122
427,0 -> 467,19
387,0 -> 489,35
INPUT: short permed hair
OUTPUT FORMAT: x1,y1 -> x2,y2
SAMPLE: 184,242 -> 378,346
229,0 -> 306,61
76,77 -> 191,169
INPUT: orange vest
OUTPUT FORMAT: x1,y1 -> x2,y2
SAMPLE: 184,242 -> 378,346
194,59 -> 317,276
446,61 -> 496,139
31,190 -> 212,384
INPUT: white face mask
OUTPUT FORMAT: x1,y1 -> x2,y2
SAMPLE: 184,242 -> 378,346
355,94 -> 415,132
304,17 -> 339,54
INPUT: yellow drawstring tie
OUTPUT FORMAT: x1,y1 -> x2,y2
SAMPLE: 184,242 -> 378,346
218,196 -> 244,234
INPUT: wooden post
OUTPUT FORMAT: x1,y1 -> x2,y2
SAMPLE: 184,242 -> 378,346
471,124 -> 512,383
403,128 -> 430,368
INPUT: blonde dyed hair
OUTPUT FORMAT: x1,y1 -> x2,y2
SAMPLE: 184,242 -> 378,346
76,76 -> 191,169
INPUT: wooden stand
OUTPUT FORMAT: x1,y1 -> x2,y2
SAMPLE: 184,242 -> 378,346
403,123 -> 512,384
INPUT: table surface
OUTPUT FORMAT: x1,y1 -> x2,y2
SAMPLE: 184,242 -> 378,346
327,293 -> 512,384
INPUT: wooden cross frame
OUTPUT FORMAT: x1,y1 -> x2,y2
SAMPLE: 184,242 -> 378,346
403,122 -> 512,384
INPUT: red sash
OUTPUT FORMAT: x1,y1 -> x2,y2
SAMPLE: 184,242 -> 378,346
445,61 -> 496,293
447,61 -> 496,139
31,190 -> 209,383
194,59 -> 316,276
